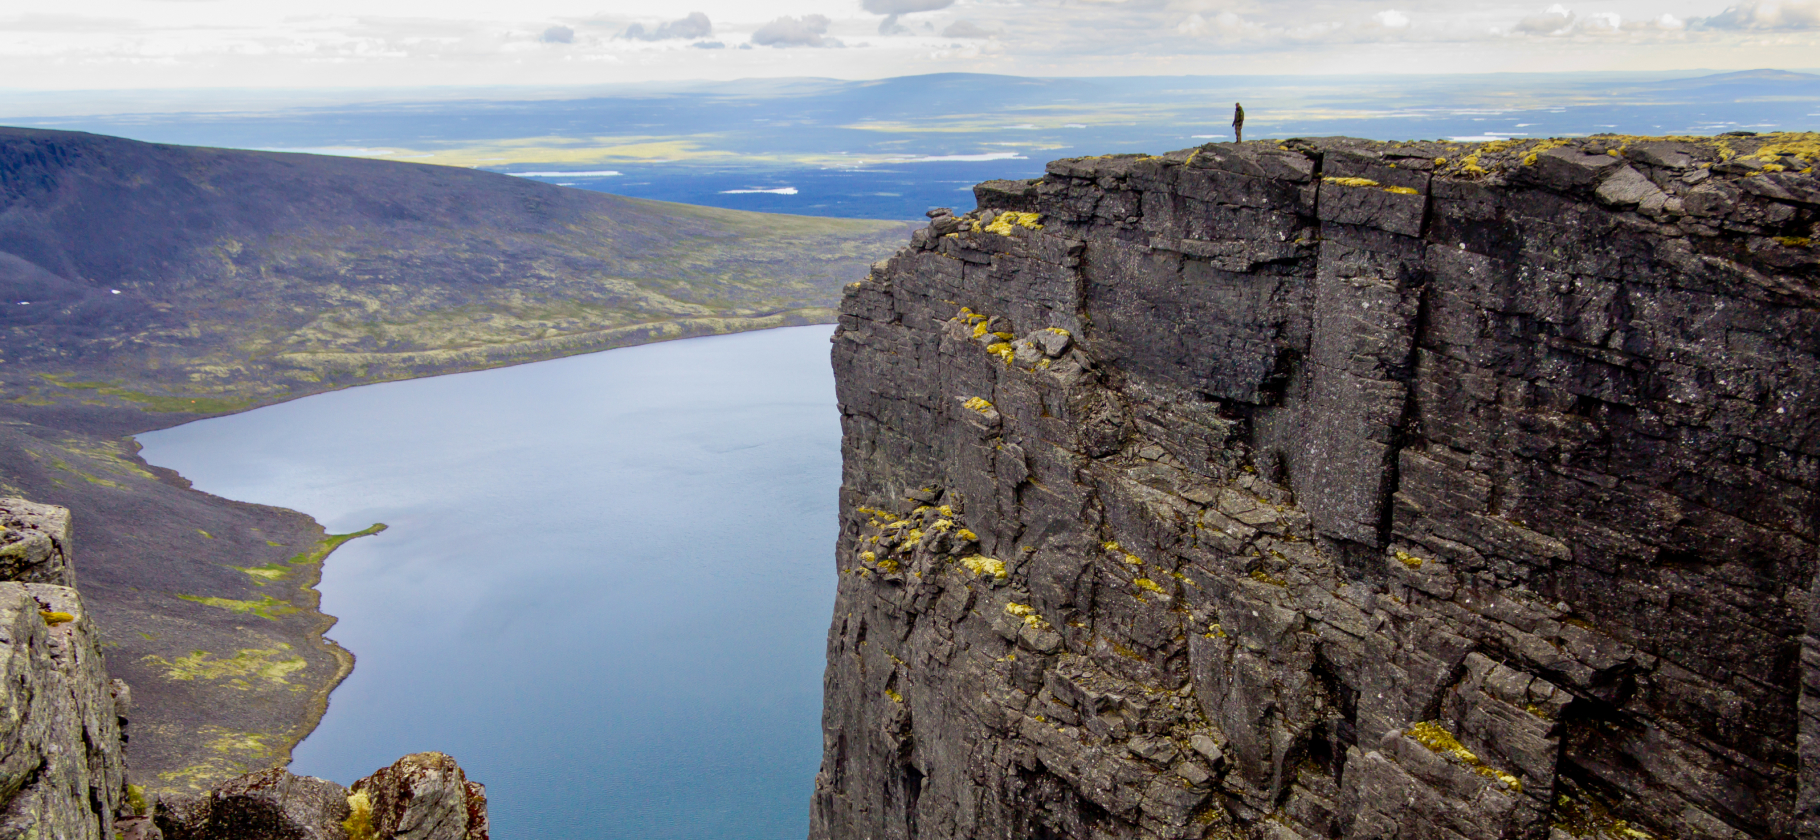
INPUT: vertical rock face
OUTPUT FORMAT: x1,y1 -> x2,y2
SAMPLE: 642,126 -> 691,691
815,136 -> 1819,840
0,499 -> 127,839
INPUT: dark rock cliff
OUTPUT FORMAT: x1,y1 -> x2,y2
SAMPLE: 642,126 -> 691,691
0,496 -> 489,840
814,135 -> 1819,840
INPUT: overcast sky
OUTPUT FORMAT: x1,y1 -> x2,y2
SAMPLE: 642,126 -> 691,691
2,0 -> 1817,90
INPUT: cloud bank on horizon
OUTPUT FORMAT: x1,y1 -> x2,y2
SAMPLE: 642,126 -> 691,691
1,0 -> 1817,89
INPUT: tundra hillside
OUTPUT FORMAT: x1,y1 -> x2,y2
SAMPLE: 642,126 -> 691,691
0,125 -> 913,793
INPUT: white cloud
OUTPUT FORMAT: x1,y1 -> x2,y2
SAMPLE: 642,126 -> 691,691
942,20 -> 998,38
750,14 -> 840,47
865,0 -> 953,35
1701,1 -> 1820,29
1175,11 -> 1264,40
1505,4 -> 1691,36
1514,4 -> 1576,35
861,0 -> 953,13
0,0 -> 1811,90
624,12 -> 712,40
1583,11 -> 1621,31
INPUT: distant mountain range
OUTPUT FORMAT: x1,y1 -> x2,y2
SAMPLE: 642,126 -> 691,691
1650,68 -> 1820,90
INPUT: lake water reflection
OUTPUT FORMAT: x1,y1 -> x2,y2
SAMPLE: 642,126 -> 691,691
137,326 -> 842,840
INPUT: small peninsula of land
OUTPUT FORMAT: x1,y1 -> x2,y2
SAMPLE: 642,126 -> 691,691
0,125 -> 914,793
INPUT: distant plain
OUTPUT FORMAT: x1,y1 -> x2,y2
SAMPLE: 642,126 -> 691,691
6,69 -> 1819,219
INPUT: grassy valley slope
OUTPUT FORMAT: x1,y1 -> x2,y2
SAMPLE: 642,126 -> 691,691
0,125 -> 914,793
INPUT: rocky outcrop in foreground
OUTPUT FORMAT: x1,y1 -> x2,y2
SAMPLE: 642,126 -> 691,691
150,752 -> 488,840
1,498 -> 127,837
815,135 -> 1818,839
0,497 -> 489,840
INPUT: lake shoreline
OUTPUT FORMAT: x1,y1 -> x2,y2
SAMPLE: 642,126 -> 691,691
135,325 -> 846,839
0,317 -> 852,795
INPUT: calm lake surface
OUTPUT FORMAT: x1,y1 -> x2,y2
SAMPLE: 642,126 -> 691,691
137,326 -> 842,840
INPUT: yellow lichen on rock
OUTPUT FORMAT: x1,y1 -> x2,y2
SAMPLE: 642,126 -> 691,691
1746,132 -> 1820,164
344,790 -> 377,840
963,396 -> 995,413
984,211 -> 1044,235
961,555 -> 1007,580
39,610 -> 75,626
1408,721 -> 1523,793
1323,176 -> 1381,188
1005,602 -> 1050,629
1521,138 -> 1573,166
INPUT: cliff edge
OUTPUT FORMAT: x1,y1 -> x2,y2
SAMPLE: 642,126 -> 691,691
816,134 -> 1818,839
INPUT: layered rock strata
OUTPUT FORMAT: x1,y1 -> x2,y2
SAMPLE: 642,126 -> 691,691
814,135 -> 1819,840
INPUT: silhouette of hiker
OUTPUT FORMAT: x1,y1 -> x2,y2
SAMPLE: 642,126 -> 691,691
1232,103 -> 1244,143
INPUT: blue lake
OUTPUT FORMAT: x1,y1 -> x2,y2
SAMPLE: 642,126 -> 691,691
136,326 -> 842,840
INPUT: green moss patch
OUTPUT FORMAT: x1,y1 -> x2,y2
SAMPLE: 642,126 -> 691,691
288,523 -> 387,566
235,563 -> 292,585
143,645 -> 308,688
176,594 -> 299,620
36,374 -> 255,414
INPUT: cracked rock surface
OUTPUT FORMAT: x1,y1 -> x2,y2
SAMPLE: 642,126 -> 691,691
814,136 -> 1818,840
0,499 -> 126,840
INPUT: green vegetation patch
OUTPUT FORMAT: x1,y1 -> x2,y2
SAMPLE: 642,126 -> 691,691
125,784 -> 150,817
144,645 -> 307,688
156,726 -> 283,793
288,523 -> 387,565
236,563 -> 292,585
176,594 -> 299,620
36,373 -> 255,414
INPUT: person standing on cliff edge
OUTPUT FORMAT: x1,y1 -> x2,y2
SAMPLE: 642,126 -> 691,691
1232,103 -> 1245,143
